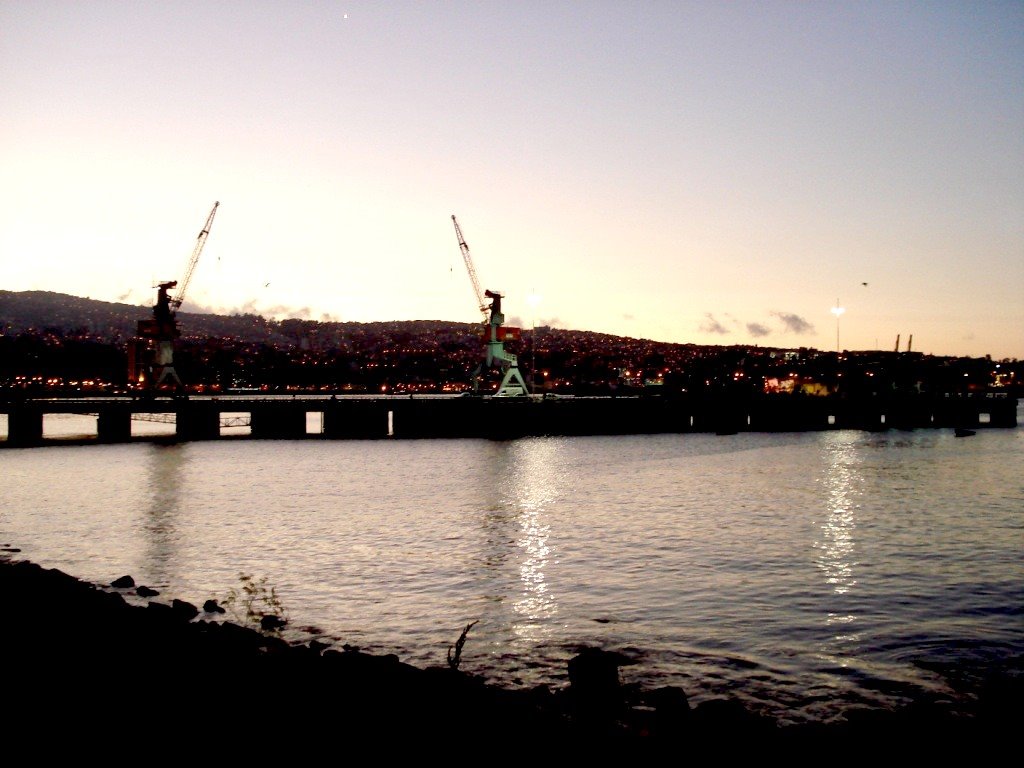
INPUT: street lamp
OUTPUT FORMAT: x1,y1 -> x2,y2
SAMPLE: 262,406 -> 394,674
830,300 -> 845,353
527,291 -> 541,394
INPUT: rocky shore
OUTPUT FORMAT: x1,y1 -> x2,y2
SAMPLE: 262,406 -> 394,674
1,553 -> 1016,755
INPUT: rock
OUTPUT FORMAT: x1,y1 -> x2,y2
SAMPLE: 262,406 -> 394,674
171,599 -> 199,621
691,698 -> 771,736
568,647 -> 626,696
136,585 -> 160,597
567,647 -> 631,723
203,599 -> 226,614
146,601 -> 173,617
260,614 -> 287,631
644,685 -> 691,738
111,575 -> 135,589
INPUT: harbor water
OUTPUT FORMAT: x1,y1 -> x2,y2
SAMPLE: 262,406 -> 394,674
1,411 -> 1021,724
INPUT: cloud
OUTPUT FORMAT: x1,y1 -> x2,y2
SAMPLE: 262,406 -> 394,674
747,322 -> 771,337
179,299 -> 219,314
622,313 -> 635,321
700,313 -> 730,335
263,305 -> 311,320
771,311 -> 815,335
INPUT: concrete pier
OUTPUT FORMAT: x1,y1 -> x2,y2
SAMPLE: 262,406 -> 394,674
323,399 -> 390,439
97,406 -> 132,443
250,406 -> 307,439
7,407 -> 43,447
1,392 -> 1017,447
175,402 -> 221,441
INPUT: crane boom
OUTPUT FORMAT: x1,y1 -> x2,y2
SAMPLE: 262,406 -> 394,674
451,214 -> 488,322
171,201 -> 219,310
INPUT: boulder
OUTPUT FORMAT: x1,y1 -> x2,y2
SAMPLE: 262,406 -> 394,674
568,647 -> 627,697
202,599 -> 226,614
260,614 -> 287,631
567,647 -> 632,723
170,599 -> 199,621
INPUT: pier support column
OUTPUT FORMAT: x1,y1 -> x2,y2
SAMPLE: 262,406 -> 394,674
97,407 -> 132,443
176,402 -> 220,441
323,400 -> 389,438
8,407 -> 43,447
250,407 -> 307,438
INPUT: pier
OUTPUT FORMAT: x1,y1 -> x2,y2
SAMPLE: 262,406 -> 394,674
1,392 -> 1016,447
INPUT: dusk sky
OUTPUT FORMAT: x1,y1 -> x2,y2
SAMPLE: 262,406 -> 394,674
2,1 -> 1022,359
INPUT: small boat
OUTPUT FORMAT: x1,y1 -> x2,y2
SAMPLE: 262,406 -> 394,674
954,428 -> 976,438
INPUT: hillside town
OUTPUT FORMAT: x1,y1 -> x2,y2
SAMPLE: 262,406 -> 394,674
1,290 -> 1020,399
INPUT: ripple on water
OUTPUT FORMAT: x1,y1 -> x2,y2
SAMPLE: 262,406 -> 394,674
1,427 -> 1021,722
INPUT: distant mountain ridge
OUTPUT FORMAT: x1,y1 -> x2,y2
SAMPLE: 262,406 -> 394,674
0,290 -> 489,346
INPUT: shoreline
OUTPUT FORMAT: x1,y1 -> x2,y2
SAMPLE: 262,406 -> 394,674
1,552 -> 1017,752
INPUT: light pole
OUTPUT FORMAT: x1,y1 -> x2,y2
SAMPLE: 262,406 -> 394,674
527,291 -> 541,394
830,300 -> 845,353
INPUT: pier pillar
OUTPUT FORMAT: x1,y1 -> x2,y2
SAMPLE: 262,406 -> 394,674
176,402 -> 220,441
250,407 -> 307,438
392,397 -> 485,438
7,407 -> 43,447
987,396 -> 1019,428
689,396 -> 749,434
323,400 -> 389,438
97,407 -> 132,443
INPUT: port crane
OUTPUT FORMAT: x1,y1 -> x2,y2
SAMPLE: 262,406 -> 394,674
132,201 -> 219,389
451,214 -> 530,397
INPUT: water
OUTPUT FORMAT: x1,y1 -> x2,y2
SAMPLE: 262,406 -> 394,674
2,414 -> 1022,724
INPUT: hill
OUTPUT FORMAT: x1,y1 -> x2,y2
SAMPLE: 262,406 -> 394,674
0,290 -> 478,345
4,290 -> 1014,398
0,289 -> 706,393
0,289 -> 700,355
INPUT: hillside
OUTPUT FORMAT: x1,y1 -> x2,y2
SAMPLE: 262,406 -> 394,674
0,289 -> 682,352
0,289 -> 704,393
7,289 -> 1011,399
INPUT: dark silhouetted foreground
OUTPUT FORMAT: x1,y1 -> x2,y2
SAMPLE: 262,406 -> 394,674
1,555 -> 1016,756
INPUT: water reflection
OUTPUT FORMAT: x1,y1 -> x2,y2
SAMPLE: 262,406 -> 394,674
817,433 -> 860,596
815,433 -> 863,662
478,438 -> 565,648
143,444 -> 187,586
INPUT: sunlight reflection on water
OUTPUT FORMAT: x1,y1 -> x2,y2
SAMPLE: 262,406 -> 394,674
502,440 -> 562,644
818,432 -> 860,598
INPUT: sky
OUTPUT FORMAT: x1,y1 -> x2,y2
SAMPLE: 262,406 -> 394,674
2,1 -> 1022,359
